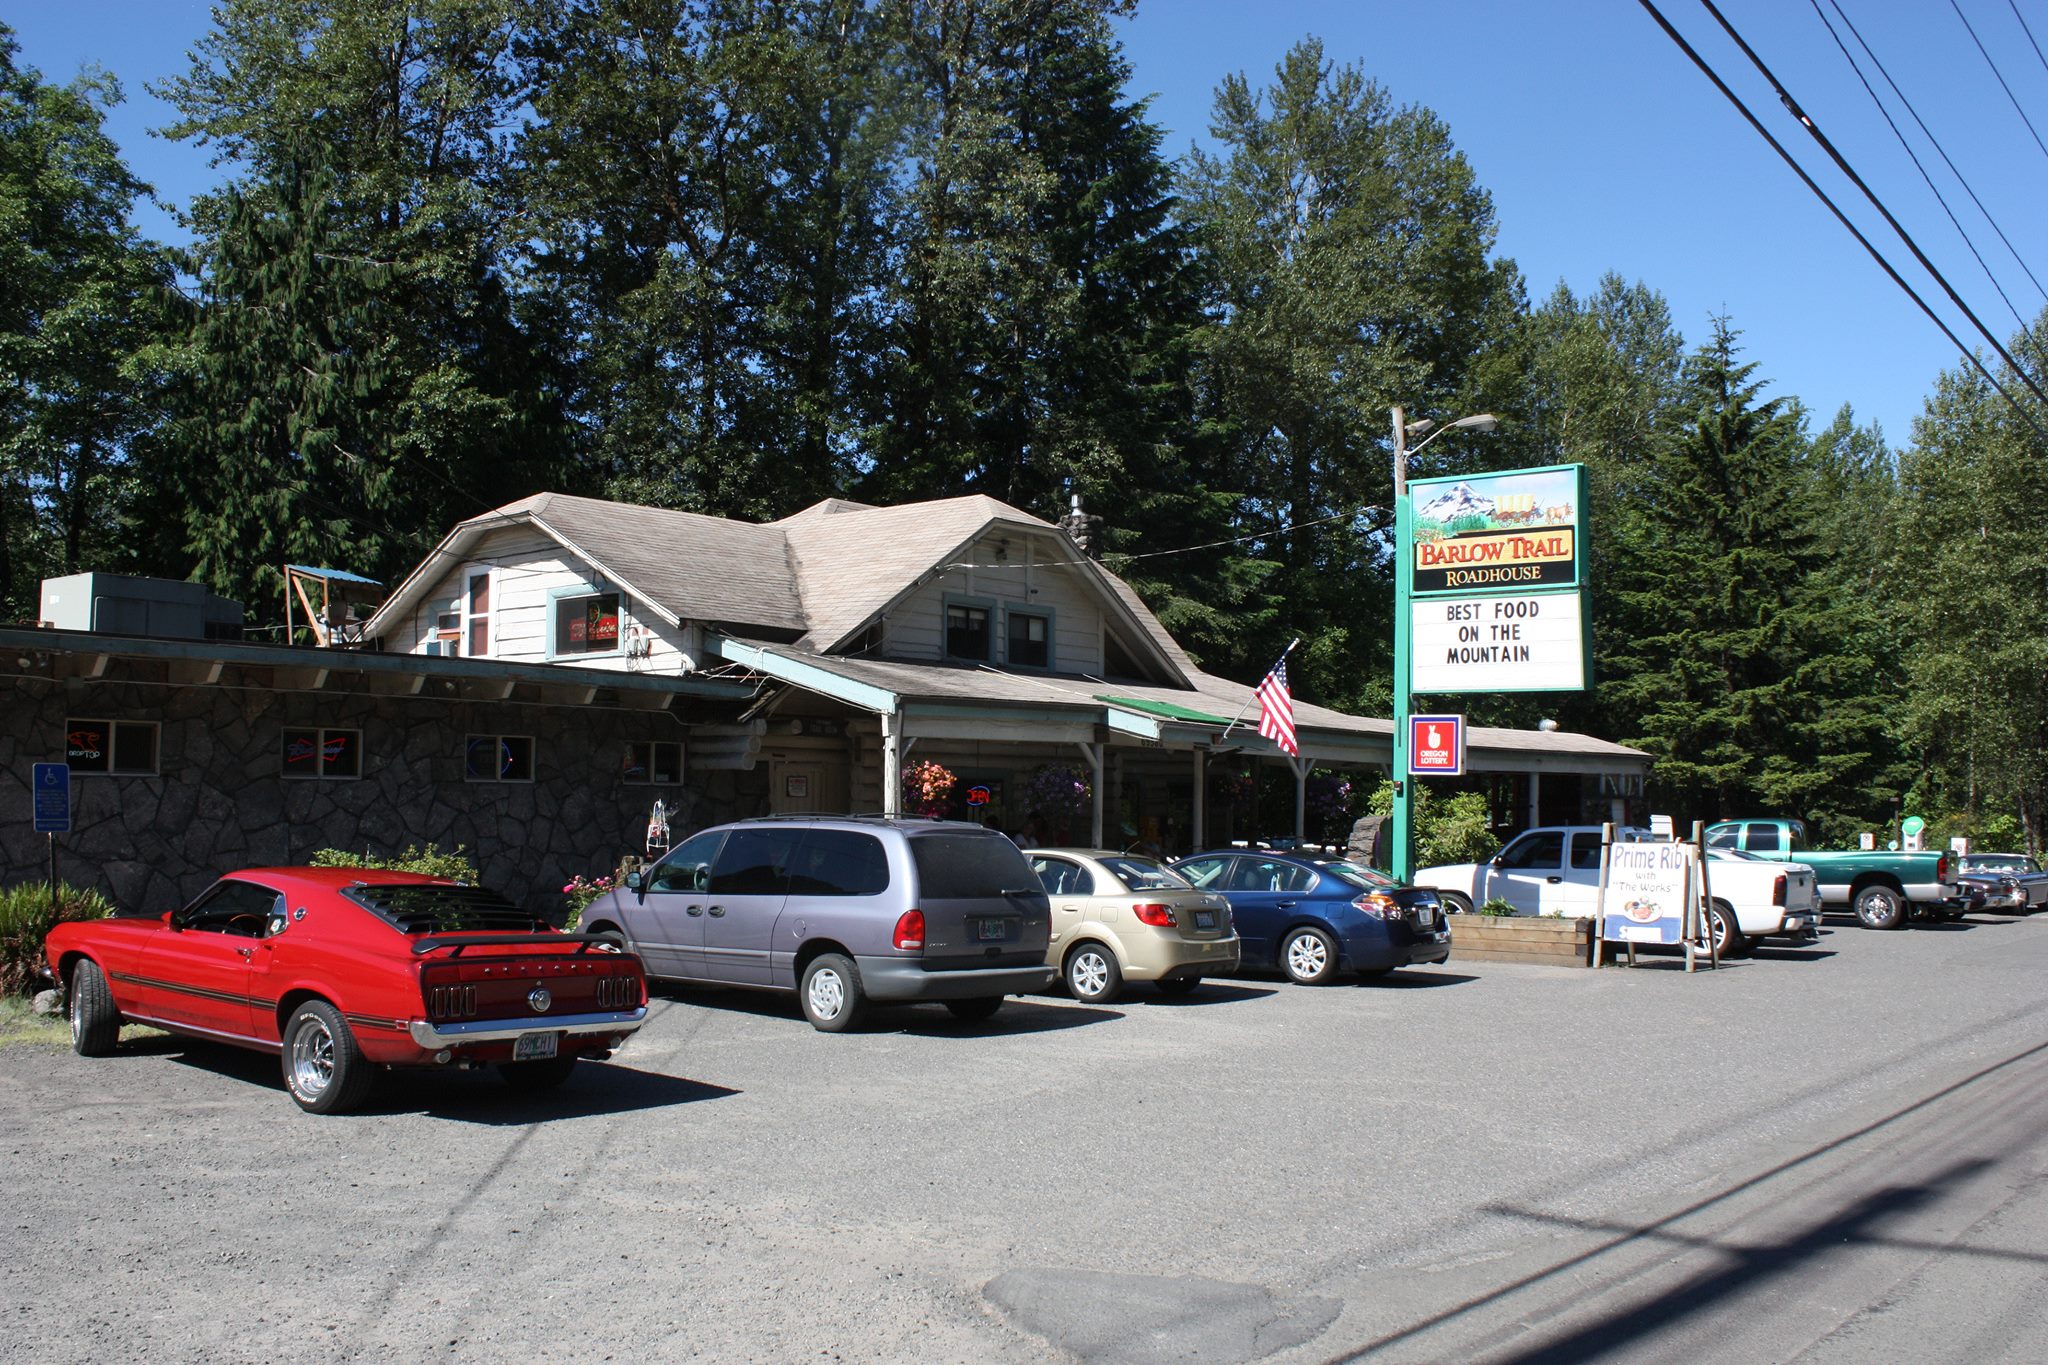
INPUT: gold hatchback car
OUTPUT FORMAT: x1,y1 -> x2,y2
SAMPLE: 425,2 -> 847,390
1026,849 -> 1243,1003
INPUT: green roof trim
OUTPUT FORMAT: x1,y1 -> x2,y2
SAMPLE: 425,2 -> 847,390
1096,694 -> 1233,726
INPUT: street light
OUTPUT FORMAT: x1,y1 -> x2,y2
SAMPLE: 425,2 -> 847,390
1390,406 -> 1498,884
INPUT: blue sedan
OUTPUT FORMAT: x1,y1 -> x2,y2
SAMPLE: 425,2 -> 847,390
1169,850 -> 1451,984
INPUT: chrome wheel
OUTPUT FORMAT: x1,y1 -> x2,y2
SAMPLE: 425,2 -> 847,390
1282,928 -> 1338,985
68,989 -> 82,1048
289,1015 -> 336,1101
1070,950 -> 1110,997
806,966 -> 847,1021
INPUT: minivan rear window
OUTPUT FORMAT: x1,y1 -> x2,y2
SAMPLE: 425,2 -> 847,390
910,832 -> 1037,899
788,829 -> 891,896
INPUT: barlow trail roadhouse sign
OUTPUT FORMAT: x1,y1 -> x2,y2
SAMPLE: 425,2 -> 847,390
1405,463 -> 1591,695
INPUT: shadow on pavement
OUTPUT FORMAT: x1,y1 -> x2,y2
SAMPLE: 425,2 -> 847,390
153,1037 -> 735,1120
1134,982 -> 1281,1006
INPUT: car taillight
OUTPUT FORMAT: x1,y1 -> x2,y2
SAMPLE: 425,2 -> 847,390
1772,874 -> 1786,907
893,909 -> 925,951
1354,893 -> 1398,919
1936,853 -> 1949,882
1133,903 -> 1176,927
425,981 -> 477,1020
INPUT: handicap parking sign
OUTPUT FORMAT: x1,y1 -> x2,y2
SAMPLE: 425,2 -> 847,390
32,763 -> 71,833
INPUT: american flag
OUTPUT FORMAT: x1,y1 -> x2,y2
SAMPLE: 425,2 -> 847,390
1256,659 -> 1298,756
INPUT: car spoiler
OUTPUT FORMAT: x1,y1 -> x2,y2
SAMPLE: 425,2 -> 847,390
410,932 -> 627,957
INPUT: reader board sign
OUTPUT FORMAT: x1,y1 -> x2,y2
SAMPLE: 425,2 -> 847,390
1410,592 -> 1587,694
1409,464 -> 1587,595
1602,840 -> 1690,945
33,762 -> 71,833
1408,715 -> 1465,776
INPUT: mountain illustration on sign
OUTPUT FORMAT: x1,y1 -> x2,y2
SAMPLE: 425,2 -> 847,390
1415,484 -> 1494,522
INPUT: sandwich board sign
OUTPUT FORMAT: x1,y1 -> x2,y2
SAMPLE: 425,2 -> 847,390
1601,839 -> 1690,946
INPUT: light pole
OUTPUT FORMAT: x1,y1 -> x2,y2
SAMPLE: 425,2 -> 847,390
1391,406 -> 1498,883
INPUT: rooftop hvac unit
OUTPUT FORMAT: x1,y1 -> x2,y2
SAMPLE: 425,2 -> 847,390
39,573 -> 244,641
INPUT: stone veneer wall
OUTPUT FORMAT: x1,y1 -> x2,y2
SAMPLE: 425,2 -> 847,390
0,676 -> 760,919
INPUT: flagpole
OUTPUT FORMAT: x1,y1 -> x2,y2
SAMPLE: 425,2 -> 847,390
1219,638 -> 1300,740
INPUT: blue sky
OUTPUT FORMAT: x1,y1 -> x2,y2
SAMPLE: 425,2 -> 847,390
12,1 -> 2048,450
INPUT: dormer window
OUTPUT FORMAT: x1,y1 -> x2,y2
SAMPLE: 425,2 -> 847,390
945,601 -> 991,661
464,572 -> 492,656
1006,609 -> 1050,669
552,586 -> 623,658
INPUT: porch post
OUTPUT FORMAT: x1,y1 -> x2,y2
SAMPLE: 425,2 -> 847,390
1077,741 -> 1104,848
1527,771 -> 1541,828
882,713 -> 902,816
1190,748 -> 1207,855
1290,756 -> 1311,845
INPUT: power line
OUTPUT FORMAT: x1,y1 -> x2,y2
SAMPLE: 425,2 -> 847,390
1824,0 -> 2048,308
2011,0 -> 2048,85
1693,0 -> 2048,408
1811,0 -> 2043,334
1952,0 -> 2048,165
1633,0 -> 2048,443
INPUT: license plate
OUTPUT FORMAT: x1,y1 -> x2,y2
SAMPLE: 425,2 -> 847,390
513,1031 -> 559,1061
977,918 -> 1009,942
1193,910 -> 1216,930
1413,905 -> 1435,928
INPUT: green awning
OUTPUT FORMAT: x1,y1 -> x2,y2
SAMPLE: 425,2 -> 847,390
1096,694 -> 1233,726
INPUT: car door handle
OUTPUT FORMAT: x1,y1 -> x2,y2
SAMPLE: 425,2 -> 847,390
1547,876 -> 1563,883
1275,900 -> 1297,909
685,905 -> 705,917
707,905 -> 726,917
236,946 -> 253,959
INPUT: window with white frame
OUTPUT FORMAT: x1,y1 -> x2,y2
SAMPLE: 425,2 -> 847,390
66,719 -> 159,776
282,728 -> 362,780
428,597 -> 461,656
464,572 -> 492,656
466,734 -> 534,782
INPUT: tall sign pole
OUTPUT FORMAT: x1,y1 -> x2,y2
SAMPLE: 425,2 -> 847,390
1392,408 -> 1416,883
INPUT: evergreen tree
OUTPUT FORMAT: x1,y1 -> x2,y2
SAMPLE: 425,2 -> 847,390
1177,37 -> 1517,702
0,26 -> 173,617
1891,327 -> 2048,851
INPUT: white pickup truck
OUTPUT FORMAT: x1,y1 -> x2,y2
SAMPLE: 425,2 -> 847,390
1414,825 -> 1823,958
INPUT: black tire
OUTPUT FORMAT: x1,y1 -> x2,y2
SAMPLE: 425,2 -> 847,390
799,953 -> 868,1032
1064,942 -> 1123,1004
1439,891 -> 1474,916
1706,900 -> 1751,959
1281,926 -> 1340,985
1155,976 -> 1201,998
944,997 -> 1004,1023
68,959 -> 121,1057
498,1055 -> 578,1090
281,1000 -> 374,1114
1852,884 -> 1908,931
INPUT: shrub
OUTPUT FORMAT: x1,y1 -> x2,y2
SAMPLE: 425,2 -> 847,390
561,874 -> 616,928
901,760 -> 958,819
1,882 -> 116,996
309,843 -> 480,882
1479,897 -> 1517,917
1365,780 -> 1501,869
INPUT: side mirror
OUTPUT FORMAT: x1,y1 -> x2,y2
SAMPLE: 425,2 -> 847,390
625,870 -> 643,893
1489,855 -> 1505,867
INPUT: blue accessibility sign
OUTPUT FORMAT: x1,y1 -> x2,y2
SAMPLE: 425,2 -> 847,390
32,763 -> 71,833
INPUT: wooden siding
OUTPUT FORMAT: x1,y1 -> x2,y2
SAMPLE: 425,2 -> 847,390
394,527 -> 701,674
883,533 -> 1103,672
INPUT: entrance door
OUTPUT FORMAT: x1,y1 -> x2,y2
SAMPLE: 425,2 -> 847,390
770,757 -> 839,815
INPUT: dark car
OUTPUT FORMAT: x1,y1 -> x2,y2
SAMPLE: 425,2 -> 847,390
1953,853 -> 2048,913
580,816 -> 1054,1031
1168,850 -> 1450,984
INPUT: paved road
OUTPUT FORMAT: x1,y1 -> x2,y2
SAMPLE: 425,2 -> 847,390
3,911 -> 2046,1363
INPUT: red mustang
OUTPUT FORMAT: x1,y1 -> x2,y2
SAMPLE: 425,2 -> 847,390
44,867 -> 647,1113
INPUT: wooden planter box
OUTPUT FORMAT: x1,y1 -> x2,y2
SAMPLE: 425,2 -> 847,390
1447,914 -> 1593,968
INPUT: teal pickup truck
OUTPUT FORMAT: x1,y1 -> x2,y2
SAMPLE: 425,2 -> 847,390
1703,819 -> 1975,930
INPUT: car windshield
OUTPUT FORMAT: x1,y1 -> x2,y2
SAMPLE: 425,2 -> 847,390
1098,856 -> 1191,891
1318,860 -> 1398,890
342,882 -> 552,935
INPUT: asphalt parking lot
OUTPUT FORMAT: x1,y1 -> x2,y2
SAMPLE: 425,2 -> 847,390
5,910 -> 2048,1364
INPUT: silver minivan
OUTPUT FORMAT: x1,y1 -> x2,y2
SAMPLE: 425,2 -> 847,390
581,816 -> 1055,1031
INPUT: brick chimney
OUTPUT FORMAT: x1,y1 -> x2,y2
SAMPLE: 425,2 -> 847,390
1060,493 -> 1105,560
